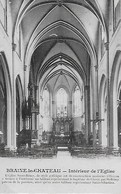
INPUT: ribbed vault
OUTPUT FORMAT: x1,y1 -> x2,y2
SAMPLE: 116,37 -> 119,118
10,0 -> 109,88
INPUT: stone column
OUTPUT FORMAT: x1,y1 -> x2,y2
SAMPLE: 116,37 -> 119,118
7,91 -> 12,148
68,100 -> 72,117
94,64 -> 99,146
32,113 -> 35,131
52,100 -> 56,118
35,85 -> 39,131
84,85 -> 90,144
105,42 -> 111,147
40,95 -> 43,116
39,95 -> 43,140
11,43 -> 17,150
31,85 -> 39,141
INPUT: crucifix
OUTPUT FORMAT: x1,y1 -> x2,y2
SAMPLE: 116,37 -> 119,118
90,112 -> 104,123
90,112 -> 104,145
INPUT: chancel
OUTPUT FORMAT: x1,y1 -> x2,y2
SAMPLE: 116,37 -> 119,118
0,0 -> 121,157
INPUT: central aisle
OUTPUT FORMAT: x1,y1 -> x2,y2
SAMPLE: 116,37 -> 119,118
56,150 -> 71,159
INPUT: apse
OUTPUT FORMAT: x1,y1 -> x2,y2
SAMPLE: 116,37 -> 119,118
37,55 -> 85,146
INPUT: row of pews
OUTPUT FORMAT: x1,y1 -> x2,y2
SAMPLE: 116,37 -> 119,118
69,145 -> 121,157
17,143 -> 57,158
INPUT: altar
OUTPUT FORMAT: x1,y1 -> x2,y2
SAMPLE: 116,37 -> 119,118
52,117 -> 73,146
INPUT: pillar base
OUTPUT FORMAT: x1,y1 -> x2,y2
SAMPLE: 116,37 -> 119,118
106,146 -> 120,156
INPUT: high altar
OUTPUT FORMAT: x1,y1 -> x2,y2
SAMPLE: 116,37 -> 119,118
52,117 -> 73,146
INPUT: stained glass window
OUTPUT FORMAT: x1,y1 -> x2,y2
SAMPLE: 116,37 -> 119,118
56,88 -> 67,117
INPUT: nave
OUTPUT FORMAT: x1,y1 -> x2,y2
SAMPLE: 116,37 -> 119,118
1,0 -> 121,156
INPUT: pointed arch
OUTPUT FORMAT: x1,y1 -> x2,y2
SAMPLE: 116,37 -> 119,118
0,52 -> 12,147
110,50 -> 121,148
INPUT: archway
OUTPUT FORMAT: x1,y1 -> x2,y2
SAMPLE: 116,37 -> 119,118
0,52 -> 12,148
37,57 -> 88,147
110,51 -> 121,148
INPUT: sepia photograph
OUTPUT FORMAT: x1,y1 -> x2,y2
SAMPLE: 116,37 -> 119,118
0,0 -> 121,193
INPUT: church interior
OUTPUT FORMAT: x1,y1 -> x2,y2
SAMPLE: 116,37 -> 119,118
0,0 -> 121,157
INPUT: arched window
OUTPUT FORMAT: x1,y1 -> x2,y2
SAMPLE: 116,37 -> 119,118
43,87 -> 49,116
56,88 -> 67,117
114,0 -> 120,29
0,0 -> 7,30
100,24 -> 105,58
73,85 -> 81,116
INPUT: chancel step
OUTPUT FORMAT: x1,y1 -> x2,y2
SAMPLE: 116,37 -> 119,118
57,146 -> 69,151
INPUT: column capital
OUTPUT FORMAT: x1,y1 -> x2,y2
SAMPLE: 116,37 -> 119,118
94,65 -> 98,71
24,65 -> 27,71
12,43 -> 17,51
104,42 -> 109,50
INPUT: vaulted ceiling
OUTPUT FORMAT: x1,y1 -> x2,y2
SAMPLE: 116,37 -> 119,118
10,0 -> 108,89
